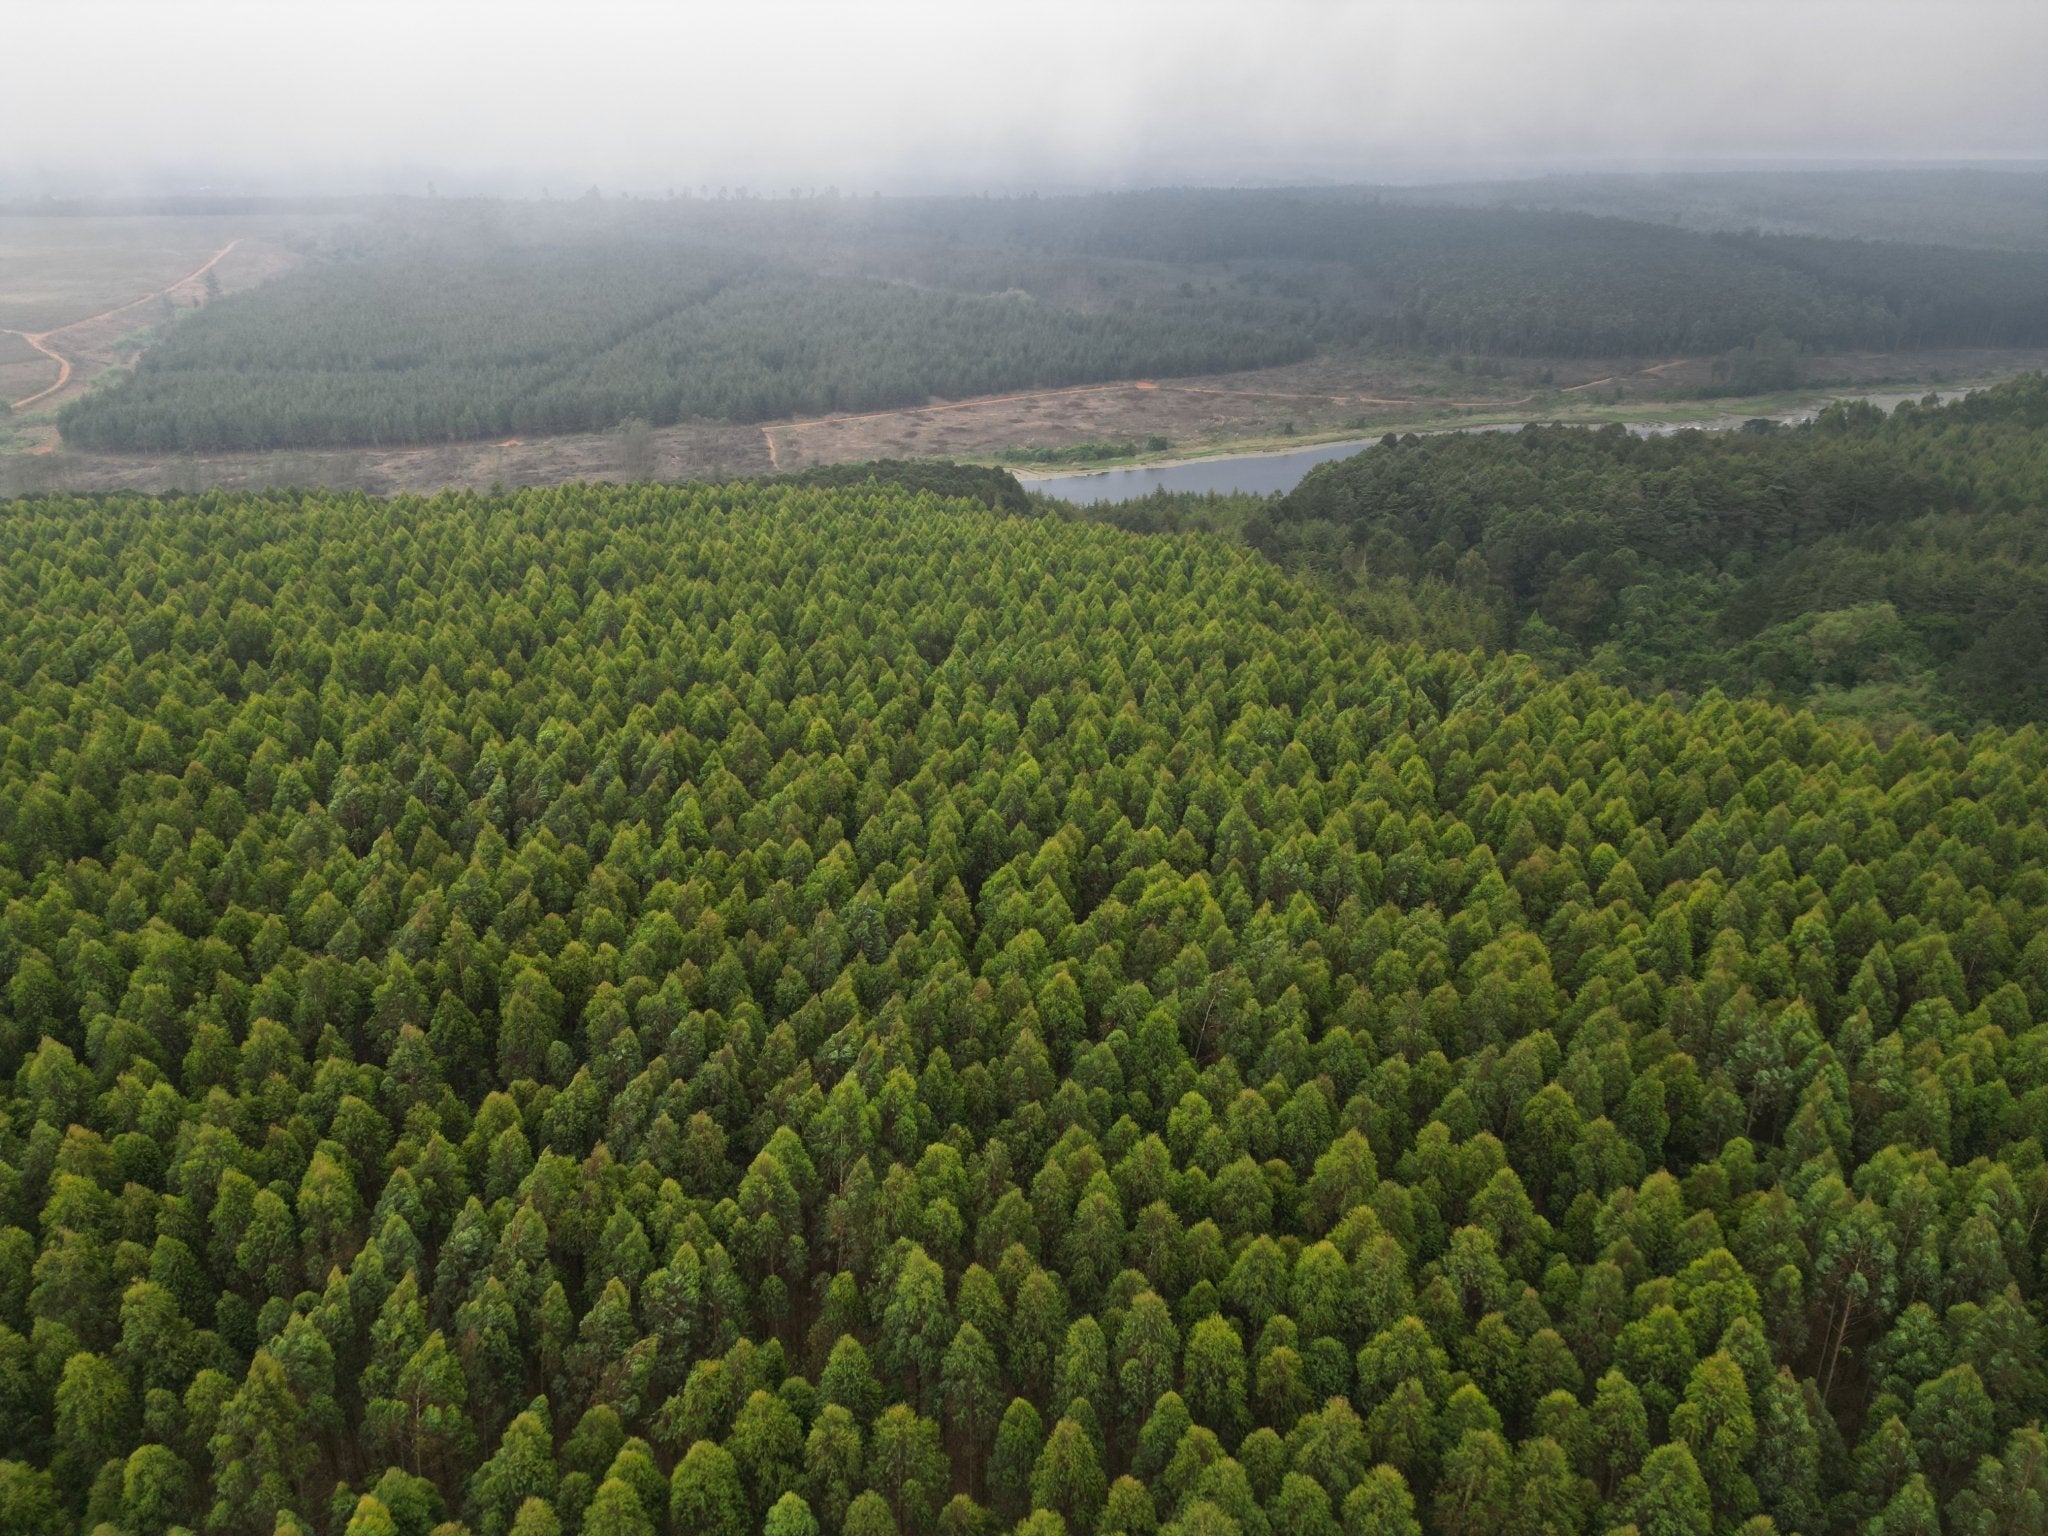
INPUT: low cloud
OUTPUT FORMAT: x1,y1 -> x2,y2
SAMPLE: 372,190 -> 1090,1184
5,0 -> 2045,196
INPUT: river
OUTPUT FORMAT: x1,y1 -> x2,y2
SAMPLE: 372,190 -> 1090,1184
1017,388 -> 1956,505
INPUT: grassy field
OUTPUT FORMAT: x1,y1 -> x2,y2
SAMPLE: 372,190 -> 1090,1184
0,216 -> 263,331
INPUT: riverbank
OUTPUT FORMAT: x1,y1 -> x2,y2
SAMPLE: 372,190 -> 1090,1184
1010,375 -> 2017,504
1013,378 -> 2000,480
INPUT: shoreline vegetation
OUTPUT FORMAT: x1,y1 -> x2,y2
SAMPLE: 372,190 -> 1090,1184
1004,377 -> 2010,482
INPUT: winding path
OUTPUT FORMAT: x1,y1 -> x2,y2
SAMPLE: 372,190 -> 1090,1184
0,330 -> 70,410
5,239 -> 239,412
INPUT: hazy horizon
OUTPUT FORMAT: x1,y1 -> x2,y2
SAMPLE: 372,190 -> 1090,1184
6,0 -> 2046,200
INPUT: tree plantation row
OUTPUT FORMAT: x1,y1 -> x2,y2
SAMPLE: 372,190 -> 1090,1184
53,249 -> 1311,454
0,485 -> 2044,1536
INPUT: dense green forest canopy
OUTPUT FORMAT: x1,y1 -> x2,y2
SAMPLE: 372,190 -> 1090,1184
1,479 -> 2046,1536
54,188 -> 2048,453
1246,376 -> 2048,731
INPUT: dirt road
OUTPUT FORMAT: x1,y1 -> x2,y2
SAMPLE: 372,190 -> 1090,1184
0,331 -> 70,410
5,239 -> 239,412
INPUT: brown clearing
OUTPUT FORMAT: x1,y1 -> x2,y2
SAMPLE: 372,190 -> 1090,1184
724,353 -> 1696,463
791,380 -> 1136,428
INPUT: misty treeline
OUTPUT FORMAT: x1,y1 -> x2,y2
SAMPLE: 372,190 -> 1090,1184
1391,168 -> 2048,254
1231,377 -> 2048,732
56,192 -> 2048,453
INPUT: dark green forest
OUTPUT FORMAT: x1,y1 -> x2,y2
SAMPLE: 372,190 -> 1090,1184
1242,376 -> 2048,731
54,191 -> 2048,453
1,479 -> 2046,1536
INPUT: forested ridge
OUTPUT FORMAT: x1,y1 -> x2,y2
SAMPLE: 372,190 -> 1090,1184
0,481 -> 2045,1536
1246,375 -> 2048,731
53,190 -> 2048,453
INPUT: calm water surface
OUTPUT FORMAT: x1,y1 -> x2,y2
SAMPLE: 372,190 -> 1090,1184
1019,438 -> 1390,504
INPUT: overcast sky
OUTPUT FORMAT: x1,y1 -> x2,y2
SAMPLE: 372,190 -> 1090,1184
5,0 -> 2046,196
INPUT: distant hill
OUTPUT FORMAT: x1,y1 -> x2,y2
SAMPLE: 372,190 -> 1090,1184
1396,167 -> 2048,251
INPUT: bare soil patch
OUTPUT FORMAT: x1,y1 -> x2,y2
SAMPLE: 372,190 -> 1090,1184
761,350 -> 1648,469
1,417 -> 773,497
